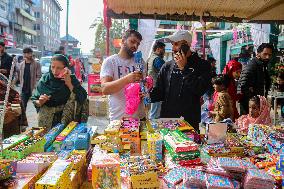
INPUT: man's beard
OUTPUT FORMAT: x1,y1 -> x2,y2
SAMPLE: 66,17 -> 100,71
259,57 -> 270,64
123,45 -> 135,57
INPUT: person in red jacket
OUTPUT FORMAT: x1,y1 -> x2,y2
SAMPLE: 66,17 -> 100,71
222,59 -> 242,119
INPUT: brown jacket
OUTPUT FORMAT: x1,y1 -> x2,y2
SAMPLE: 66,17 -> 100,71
19,59 -> 42,94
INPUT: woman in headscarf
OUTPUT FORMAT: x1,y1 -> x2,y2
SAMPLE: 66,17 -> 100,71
209,60 -> 242,120
223,60 -> 242,119
31,54 -> 88,130
236,95 -> 271,134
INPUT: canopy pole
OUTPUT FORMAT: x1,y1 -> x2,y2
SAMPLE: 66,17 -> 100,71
106,25 -> 110,56
201,17 -> 206,59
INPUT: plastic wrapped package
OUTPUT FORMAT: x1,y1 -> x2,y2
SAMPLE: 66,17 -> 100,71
161,129 -> 198,153
182,168 -> 206,188
266,167 -> 282,187
0,160 -> 15,180
35,159 -> 73,189
206,174 -> 234,189
204,164 -> 229,178
53,123 -> 87,151
243,169 -> 275,189
163,167 -> 188,188
91,146 -> 120,189
44,123 -> 65,150
217,157 -> 246,173
147,132 -> 163,161
165,141 -> 200,161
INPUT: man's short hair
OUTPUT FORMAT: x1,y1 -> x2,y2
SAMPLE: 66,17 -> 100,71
257,43 -> 274,53
23,47 -> 33,54
153,41 -> 165,52
54,50 -> 62,54
122,29 -> 142,41
59,46 -> 65,51
0,41 -> 5,47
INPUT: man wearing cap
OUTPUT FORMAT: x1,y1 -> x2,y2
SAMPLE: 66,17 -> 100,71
150,30 -> 211,131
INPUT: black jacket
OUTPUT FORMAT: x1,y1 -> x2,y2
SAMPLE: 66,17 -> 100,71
0,52 -> 13,78
150,53 -> 211,129
237,57 -> 271,98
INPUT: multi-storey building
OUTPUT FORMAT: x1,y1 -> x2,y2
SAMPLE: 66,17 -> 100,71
33,0 -> 62,56
8,0 -> 37,50
0,0 -> 14,47
0,0 -> 8,34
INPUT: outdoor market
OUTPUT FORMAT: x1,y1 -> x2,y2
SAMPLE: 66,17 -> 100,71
1,0 -> 284,188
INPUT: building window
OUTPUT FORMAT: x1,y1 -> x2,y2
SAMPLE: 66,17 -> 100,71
0,3 -> 6,11
34,12 -> 40,18
34,24 -> 40,31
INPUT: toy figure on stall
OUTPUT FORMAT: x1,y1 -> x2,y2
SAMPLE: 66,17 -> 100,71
236,95 -> 271,134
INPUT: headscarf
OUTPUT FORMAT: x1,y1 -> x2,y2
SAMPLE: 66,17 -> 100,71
222,60 -> 242,78
31,54 -> 87,107
236,96 -> 271,134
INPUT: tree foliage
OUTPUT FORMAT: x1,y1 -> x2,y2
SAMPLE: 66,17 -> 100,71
94,18 -> 127,57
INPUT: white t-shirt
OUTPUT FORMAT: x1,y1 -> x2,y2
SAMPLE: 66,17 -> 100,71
100,54 -> 146,120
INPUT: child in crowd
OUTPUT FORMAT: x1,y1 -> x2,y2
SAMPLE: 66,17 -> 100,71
236,96 -> 271,134
209,74 -> 234,122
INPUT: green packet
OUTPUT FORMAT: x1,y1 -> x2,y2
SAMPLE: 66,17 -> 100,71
164,141 -> 200,161
160,128 -> 193,143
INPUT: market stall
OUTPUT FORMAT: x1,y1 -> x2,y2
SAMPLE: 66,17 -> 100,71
0,116 -> 284,188
1,1 -> 284,189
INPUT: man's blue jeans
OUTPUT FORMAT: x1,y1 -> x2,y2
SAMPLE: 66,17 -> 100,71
149,102 -> 161,120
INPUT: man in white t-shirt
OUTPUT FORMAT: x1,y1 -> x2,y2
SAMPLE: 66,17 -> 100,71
100,29 -> 145,120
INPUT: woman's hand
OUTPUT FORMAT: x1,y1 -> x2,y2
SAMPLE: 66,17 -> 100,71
62,69 -> 74,91
37,94 -> 50,107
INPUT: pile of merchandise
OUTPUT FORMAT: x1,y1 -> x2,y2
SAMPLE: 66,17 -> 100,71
2,117 -> 284,188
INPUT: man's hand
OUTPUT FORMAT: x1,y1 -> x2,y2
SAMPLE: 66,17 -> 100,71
0,69 -> 7,74
124,71 -> 142,84
174,52 -> 187,70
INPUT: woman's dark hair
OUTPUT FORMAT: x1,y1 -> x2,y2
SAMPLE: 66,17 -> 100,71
249,96 -> 260,108
212,74 -> 230,88
52,54 -> 69,67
